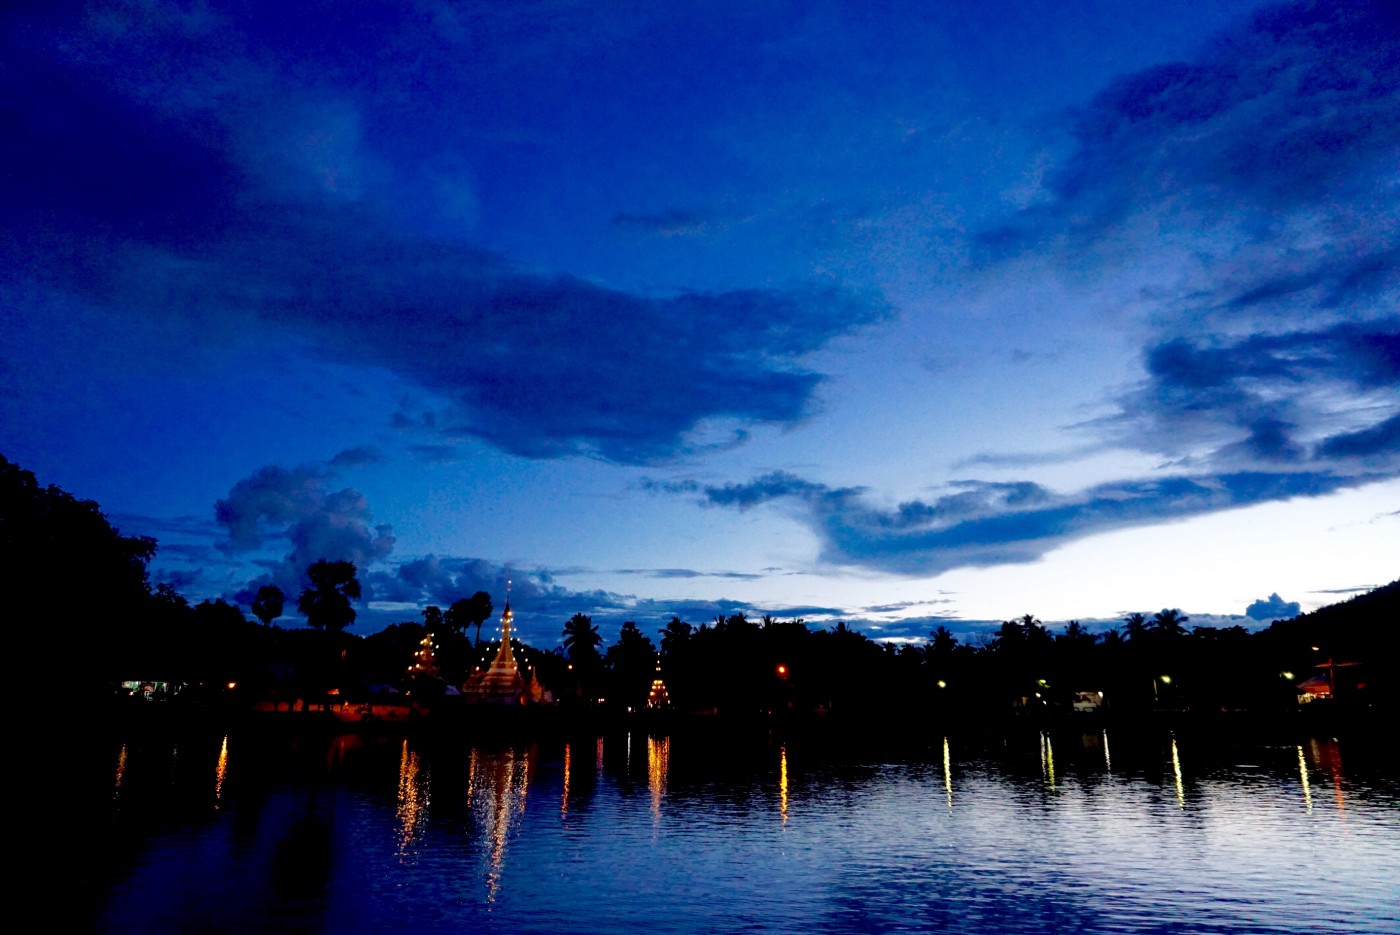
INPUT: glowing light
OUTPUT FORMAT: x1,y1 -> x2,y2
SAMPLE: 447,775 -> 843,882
226,681 -> 236,690
1102,729 -> 1112,772
1040,732 -> 1056,789
942,736 -> 953,809
396,739 -> 429,854
779,744 -> 789,824
936,680 -> 947,689
561,743 -> 571,818
776,664 -> 788,677
1297,745 -> 1312,813
648,735 -> 670,827
113,744 -> 128,798
1171,736 -> 1184,808
214,735 -> 229,802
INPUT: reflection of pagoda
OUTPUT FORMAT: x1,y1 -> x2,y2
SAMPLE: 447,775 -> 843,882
461,592 -> 527,705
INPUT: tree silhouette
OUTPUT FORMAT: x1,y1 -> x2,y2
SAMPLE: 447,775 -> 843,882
659,615 -> 692,656
562,612 -> 601,661
1123,612 -> 1150,642
446,591 -> 493,647
297,560 -> 360,632
252,585 -> 284,627
1151,607 -> 1190,638
421,605 -> 444,631
605,620 -> 657,709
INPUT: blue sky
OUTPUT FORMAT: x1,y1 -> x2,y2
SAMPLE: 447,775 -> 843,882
3,0 -> 1396,646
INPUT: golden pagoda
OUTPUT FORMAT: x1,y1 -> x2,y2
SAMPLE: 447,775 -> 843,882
460,589 -> 527,705
646,656 -> 671,709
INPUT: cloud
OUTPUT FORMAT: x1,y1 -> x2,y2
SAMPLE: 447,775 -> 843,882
1246,592 -> 1301,621
982,2 -> 1399,258
979,1 -> 1400,500
685,468 -> 1379,576
329,446 -> 385,467
215,464 -> 395,601
611,209 -> 712,237
1097,321 -> 1400,470
614,568 -> 766,581
0,6 -> 890,467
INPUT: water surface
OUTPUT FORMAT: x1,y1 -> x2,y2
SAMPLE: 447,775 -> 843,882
85,723 -> 1399,934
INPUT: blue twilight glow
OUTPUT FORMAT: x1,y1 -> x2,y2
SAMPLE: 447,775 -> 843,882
2,1 -> 1396,645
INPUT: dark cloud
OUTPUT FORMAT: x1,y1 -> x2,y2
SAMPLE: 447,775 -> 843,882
686,467 -> 1378,576
0,6 -> 889,467
215,464 -> 395,600
329,446 -> 385,467
1097,321 -> 1400,471
982,1 -> 1399,256
611,209 -> 712,236
1246,592 -> 1301,621
978,1 -> 1400,491
614,568 -> 766,580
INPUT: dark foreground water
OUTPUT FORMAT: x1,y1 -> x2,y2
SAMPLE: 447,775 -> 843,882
81,720 -> 1398,934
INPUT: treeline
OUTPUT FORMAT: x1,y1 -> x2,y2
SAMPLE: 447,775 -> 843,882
4,453 -> 1394,721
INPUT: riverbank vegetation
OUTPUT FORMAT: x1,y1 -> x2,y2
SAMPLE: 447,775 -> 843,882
5,454 -> 1395,728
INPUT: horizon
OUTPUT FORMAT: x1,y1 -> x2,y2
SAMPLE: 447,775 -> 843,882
4,1 -> 1396,647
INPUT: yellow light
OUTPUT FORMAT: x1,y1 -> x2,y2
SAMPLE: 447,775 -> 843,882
1281,671 -> 1294,680
227,681 -> 236,690
1160,675 -> 1172,684
937,680 -> 947,688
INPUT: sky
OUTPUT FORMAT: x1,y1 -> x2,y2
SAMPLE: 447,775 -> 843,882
3,0 -> 1397,647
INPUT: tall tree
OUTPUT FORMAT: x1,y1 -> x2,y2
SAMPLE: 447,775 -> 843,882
929,625 -> 958,656
297,560 -> 360,632
562,612 -> 602,662
252,584 -> 284,627
1151,608 -> 1190,638
421,605 -> 444,631
605,620 -> 657,709
659,615 -> 692,656
1123,612 -> 1150,642
446,591 -> 493,647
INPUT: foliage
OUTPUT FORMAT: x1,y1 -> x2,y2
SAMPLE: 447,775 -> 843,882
252,585 -> 284,626
297,560 -> 361,632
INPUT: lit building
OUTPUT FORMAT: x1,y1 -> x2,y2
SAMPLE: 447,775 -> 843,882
460,596 -> 527,705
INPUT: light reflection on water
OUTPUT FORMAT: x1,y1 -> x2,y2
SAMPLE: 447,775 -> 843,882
89,726 -> 1399,934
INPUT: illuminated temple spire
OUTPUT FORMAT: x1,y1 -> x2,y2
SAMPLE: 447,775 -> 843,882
461,580 -> 527,704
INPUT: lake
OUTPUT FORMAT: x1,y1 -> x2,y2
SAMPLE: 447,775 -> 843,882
81,717 -> 1399,934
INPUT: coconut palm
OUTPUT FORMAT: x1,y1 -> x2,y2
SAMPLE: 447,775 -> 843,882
1151,608 -> 1190,638
562,612 -> 602,663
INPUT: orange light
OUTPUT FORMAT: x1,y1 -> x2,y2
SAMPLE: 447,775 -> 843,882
776,664 -> 788,676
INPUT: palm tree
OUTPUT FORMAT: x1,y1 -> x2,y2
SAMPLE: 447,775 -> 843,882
297,560 -> 360,632
1122,612 -> 1150,642
562,612 -> 602,663
929,625 -> 958,656
1151,607 -> 1190,638
252,584 -> 284,627
659,615 -> 692,656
